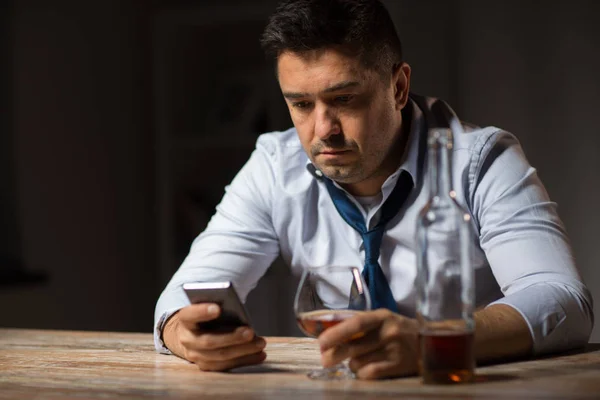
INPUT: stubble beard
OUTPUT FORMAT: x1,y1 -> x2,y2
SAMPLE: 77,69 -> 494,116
314,144 -> 395,187
310,137 -> 366,184
319,163 -> 364,183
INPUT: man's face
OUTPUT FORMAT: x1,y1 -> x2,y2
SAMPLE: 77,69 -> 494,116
277,49 -> 410,194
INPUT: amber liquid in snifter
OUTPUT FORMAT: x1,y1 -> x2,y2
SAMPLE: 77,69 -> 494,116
297,309 -> 363,338
418,328 -> 475,384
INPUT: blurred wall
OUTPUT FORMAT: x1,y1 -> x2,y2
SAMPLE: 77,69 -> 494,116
0,0 -> 156,332
0,3 -> 21,266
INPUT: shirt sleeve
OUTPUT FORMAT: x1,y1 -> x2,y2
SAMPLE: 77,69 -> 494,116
469,130 -> 594,355
153,138 -> 280,353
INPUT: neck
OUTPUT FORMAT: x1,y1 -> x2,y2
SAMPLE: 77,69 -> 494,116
341,175 -> 388,197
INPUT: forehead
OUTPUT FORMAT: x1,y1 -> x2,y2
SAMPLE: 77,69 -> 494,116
277,49 -> 375,92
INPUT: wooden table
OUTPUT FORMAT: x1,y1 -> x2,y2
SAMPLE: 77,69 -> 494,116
1,329 -> 599,399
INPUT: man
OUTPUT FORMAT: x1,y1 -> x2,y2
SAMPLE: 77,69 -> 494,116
154,0 -> 593,379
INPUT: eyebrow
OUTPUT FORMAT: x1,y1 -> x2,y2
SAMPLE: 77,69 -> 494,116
282,81 -> 360,99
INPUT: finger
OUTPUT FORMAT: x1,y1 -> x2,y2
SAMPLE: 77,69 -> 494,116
355,359 -> 412,380
321,330 -> 382,367
318,309 -> 389,351
349,345 -> 416,380
193,336 -> 267,362
348,346 -> 389,372
178,303 -> 221,329
194,350 -> 268,372
181,326 -> 257,351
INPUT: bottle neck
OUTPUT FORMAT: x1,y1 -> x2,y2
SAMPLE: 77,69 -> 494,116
427,130 -> 453,200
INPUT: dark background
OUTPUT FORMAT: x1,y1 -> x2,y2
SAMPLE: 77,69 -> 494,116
1,0 -> 598,342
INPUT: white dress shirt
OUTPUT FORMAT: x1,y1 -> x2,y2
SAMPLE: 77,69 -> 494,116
155,96 -> 593,355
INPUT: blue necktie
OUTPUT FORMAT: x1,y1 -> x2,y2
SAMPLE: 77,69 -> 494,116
324,171 -> 413,312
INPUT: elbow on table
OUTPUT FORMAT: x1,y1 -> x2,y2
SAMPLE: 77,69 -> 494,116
535,285 -> 594,355
572,288 -> 594,346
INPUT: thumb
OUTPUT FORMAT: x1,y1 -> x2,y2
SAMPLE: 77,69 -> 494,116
177,303 -> 221,329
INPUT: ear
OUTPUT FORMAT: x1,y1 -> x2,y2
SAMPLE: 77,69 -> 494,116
392,62 -> 411,110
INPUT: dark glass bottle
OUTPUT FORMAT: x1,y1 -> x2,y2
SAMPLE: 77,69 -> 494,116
416,128 -> 475,384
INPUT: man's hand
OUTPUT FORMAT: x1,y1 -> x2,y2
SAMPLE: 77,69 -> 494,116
162,303 -> 267,371
318,309 -> 419,380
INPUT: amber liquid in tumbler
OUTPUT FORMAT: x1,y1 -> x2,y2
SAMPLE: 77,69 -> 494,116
296,310 -> 361,338
418,330 -> 475,384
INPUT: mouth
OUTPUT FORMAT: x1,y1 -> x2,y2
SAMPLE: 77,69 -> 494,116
318,149 -> 351,156
316,149 -> 353,164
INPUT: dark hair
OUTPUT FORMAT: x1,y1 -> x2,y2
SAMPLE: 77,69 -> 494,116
260,0 -> 403,77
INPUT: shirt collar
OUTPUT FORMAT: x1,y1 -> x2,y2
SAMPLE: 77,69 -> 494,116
381,98 -> 421,192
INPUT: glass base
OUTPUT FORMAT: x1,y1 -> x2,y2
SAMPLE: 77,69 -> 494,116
307,364 -> 355,380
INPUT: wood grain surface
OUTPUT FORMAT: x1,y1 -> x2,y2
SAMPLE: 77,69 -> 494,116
1,329 -> 599,399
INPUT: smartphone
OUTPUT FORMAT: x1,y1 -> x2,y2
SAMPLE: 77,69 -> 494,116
182,281 -> 252,332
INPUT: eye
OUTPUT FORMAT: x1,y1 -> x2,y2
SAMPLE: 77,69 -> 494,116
292,101 -> 313,110
334,95 -> 354,104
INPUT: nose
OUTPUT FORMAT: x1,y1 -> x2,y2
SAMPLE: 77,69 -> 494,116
314,104 -> 341,140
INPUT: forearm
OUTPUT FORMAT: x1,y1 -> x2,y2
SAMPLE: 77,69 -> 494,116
474,303 -> 533,362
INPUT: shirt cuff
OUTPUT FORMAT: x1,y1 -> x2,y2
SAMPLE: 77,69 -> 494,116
153,308 -> 182,355
489,282 -> 592,355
